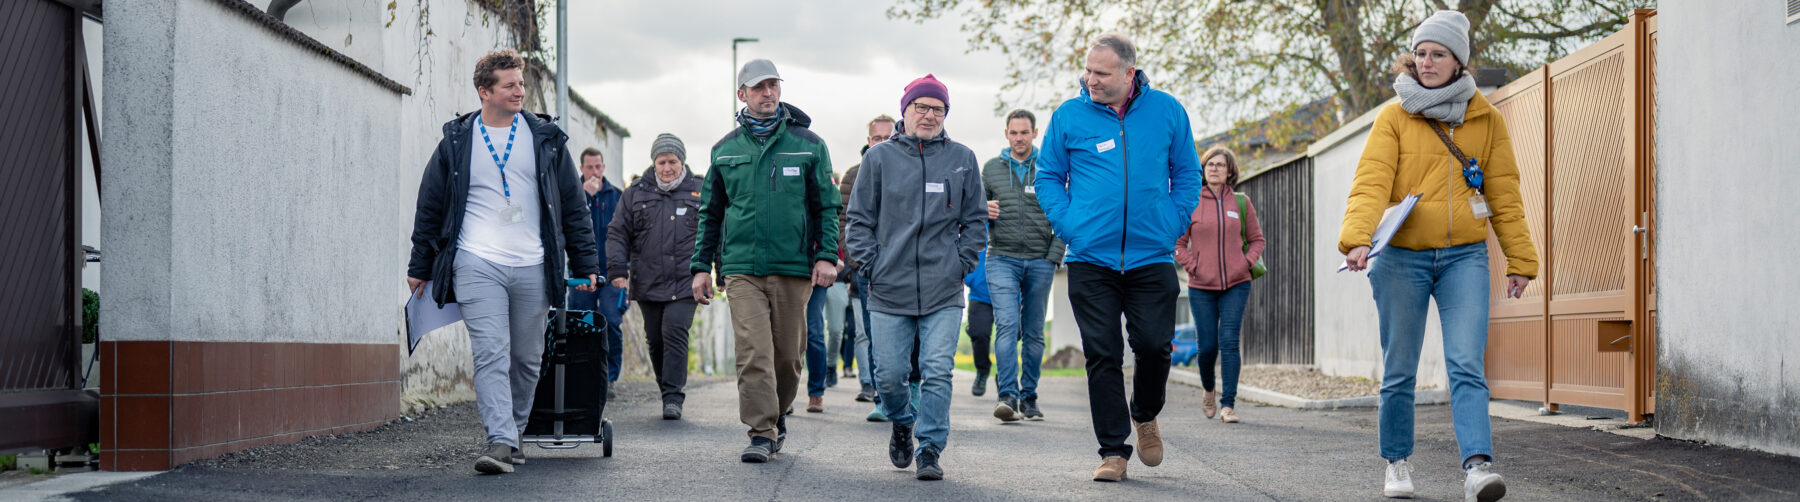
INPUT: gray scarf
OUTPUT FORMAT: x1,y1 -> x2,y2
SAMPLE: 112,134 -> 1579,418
655,168 -> 686,192
1394,72 -> 1477,126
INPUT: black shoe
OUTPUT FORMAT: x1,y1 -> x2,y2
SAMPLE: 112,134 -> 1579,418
889,424 -> 915,468
663,402 -> 682,420
1022,396 -> 1044,421
972,375 -> 988,397
994,397 -> 1023,422
855,386 -> 876,402
915,446 -> 943,480
741,437 -> 774,463
474,443 -> 514,474
773,415 -> 788,453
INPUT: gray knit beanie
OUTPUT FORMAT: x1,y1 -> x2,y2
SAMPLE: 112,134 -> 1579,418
1411,10 -> 1471,65
650,133 -> 685,163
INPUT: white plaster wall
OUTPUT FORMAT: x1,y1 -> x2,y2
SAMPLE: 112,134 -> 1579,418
101,0 -> 405,344
1309,108 -> 1447,390
1654,1 -> 1800,456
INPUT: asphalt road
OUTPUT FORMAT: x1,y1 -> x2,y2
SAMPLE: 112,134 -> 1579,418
64,371 -> 1800,501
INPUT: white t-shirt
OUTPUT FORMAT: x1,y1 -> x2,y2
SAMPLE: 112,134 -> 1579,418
457,115 -> 545,267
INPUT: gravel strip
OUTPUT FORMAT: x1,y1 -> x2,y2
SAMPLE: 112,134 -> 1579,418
1235,365 -> 1379,401
189,377 -> 723,471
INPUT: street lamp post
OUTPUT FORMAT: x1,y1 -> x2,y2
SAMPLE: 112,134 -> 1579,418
731,37 -> 759,119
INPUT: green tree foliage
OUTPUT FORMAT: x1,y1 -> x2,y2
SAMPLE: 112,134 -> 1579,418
889,0 -> 1651,145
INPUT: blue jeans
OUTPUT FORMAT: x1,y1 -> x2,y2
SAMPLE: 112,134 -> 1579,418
568,283 -> 624,382
986,256 -> 1055,400
1370,243 -> 1493,465
1189,282 -> 1251,408
852,275 -> 875,389
805,284 -> 829,397
870,308 -> 961,453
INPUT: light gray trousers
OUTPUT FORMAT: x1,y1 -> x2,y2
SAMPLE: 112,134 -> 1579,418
454,250 -> 549,448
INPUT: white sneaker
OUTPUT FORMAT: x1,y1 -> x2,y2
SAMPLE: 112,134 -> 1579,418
1384,459 -> 1415,498
1464,462 -> 1507,502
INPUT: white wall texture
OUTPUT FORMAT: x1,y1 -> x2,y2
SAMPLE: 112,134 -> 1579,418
1308,101 -> 1449,391
101,0 -> 404,345
1654,1 -> 1800,456
99,0 -> 630,411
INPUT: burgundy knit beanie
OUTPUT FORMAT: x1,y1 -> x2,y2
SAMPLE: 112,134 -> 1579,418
900,74 -> 949,113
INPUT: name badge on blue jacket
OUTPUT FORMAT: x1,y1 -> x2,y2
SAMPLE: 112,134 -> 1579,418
1096,139 -> 1115,153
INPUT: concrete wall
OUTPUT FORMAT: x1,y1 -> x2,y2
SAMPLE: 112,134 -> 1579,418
101,0 -> 404,345
1307,100 -> 1449,390
1654,1 -> 1800,456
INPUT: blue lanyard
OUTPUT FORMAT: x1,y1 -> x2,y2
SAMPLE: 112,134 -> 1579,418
480,114 -> 520,203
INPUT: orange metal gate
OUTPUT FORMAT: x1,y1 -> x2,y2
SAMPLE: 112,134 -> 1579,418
1483,10 -> 1658,423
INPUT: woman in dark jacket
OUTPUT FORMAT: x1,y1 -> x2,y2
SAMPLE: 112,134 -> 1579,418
1173,146 -> 1264,425
606,133 -> 705,420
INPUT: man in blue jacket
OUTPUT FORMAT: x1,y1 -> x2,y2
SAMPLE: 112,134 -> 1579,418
571,147 -> 624,398
1034,33 -> 1201,482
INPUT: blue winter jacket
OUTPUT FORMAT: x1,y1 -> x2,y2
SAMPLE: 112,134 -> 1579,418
587,177 -> 621,280
964,250 -> 990,304
1035,70 -> 1202,271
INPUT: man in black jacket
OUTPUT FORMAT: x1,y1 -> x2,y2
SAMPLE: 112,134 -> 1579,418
405,49 -> 599,475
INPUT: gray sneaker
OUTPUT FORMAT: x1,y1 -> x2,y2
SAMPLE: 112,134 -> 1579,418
993,397 -> 1023,422
663,402 -> 682,420
509,445 -> 526,465
1464,462 -> 1506,502
474,443 -> 514,474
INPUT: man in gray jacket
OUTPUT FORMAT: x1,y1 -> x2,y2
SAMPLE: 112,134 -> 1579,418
845,75 -> 987,481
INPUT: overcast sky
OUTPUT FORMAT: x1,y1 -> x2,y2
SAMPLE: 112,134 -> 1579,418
563,1 -> 1045,179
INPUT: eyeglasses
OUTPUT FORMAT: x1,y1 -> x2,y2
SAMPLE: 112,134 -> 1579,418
909,102 -> 949,118
1413,49 -> 1453,62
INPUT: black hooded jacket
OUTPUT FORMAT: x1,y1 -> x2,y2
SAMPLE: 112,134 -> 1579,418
406,110 -> 601,307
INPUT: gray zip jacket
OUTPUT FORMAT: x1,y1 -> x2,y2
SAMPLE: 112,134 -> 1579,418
845,124 -> 987,317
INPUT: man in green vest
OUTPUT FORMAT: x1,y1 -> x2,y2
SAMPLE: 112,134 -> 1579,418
982,109 -> 1065,423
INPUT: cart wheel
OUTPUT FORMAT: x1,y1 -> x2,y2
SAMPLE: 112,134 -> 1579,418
601,419 -> 614,457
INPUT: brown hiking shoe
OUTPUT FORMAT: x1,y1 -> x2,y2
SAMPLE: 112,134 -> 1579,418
1221,407 -> 1240,423
1092,456 -> 1128,482
1135,419 -> 1164,466
1203,391 -> 1218,419
807,395 -> 824,413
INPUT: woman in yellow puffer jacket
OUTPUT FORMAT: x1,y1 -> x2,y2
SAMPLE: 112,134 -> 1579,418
1336,10 -> 1537,502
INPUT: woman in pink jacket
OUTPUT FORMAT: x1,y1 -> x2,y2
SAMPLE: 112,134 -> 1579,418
1173,146 -> 1265,424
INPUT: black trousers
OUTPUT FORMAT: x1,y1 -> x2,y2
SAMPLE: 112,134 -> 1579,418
840,301 -> 857,372
967,299 -> 994,377
639,299 -> 697,406
1068,262 -> 1179,459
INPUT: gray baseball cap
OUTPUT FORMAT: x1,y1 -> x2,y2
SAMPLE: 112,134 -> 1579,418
737,59 -> 782,88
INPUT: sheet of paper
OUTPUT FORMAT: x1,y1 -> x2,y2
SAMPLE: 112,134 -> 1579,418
405,281 -> 462,355
1339,193 -> 1421,272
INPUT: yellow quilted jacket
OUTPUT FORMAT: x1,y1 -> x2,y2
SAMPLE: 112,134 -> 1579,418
1337,92 -> 1539,278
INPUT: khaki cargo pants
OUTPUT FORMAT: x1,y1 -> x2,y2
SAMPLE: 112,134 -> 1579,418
724,274 -> 812,440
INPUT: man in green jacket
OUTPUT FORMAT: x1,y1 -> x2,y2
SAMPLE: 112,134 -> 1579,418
691,59 -> 841,463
